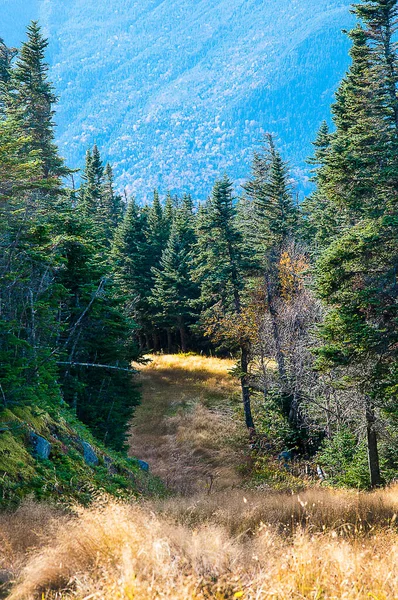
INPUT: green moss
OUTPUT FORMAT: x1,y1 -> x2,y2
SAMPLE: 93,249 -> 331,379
0,431 -> 35,478
0,405 -> 166,508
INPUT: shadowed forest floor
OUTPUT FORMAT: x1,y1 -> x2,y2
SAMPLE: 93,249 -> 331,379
129,354 -> 248,494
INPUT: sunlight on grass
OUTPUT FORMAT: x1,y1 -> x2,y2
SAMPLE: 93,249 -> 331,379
129,354 -> 246,494
5,489 -> 398,599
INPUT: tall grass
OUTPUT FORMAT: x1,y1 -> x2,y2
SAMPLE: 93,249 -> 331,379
5,355 -> 398,598
6,488 -> 398,599
129,354 -> 246,494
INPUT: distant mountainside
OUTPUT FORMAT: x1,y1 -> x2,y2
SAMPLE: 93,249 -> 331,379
1,0 -> 354,199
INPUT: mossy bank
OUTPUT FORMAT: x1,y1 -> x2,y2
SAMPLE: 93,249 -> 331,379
0,405 -> 165,508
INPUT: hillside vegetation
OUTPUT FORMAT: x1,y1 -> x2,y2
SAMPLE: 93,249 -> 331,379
3,1 -> 398,597
2,492 -> 398,599
2,355 -> 398,599
129,354 -> 246,494
1,0 -> 353,197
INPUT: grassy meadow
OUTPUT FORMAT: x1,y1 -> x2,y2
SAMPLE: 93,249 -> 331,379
2,355 -> 398,599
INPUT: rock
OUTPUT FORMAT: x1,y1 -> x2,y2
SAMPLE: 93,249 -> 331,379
81,441 -> 99,466
30,432 -> 51,460
138,459 -> 149,472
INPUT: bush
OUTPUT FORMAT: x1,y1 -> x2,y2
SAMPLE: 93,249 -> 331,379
317,428 -> 370,488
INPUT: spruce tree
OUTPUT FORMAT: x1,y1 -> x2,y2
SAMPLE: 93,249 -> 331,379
112,200 -> 154,347
151,201 -> 199,352
0,38 -> 16,85
301,122 -> 347,249
243,136 -> 299,422
314,0 -> 398,487
5,22 -> 68,181
195,176 -> 255,433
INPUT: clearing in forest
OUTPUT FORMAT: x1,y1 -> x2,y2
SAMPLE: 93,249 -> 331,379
128,354 -> 248,494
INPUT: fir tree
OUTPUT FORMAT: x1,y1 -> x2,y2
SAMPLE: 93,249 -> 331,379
314,0 -> 398,487
195,176 -> 255,433
151,201 -> 199,352
0,38 -> 16,85
243,136 -> 299,422
301,122 -> 346,249
5,22 -> 68,180
112,200 -> 154,347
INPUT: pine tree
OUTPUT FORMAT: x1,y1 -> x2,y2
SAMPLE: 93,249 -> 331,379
243,136 -> 299,422
112,200 -> 154,347
0,38 -> 16,85
301,122 -> 346,249
5,22 -> 68,181
103,162 -> 125,229
321,3 -> 398,219
79,146 -> 104,217
151,200 -> 199,352
195,176 -> 255,433
314,0 -> 398,487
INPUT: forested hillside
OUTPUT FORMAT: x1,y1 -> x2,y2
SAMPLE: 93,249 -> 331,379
2,0 -> 398,500
2,1 -> 398,598
0,0 -> 354,198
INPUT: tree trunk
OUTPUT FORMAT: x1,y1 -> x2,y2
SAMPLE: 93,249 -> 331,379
241,344 -> 256,437
265,273 -> 288,387
178,317 -> 187,353
366,405 -> 382,488
144,333 -> 150,350
152,332 -> 160,353
137,333 -> 144,351
166,328 -> 172,354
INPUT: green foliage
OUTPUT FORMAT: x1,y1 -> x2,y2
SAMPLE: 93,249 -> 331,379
317,429 -> 370,488
242,134 -> 298,266
0,405 -> 165,508
4,21 -> 69,180
150,200 -> 199,350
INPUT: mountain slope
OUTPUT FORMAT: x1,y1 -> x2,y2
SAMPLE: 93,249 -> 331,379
1,0 -> 354,198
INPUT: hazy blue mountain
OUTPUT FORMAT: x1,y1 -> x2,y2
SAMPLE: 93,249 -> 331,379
1,0 -> 354,199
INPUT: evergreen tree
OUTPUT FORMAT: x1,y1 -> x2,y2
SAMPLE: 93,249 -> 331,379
151,200 -> 199,351
243,134 -> 297,263
243,136 -> 300,423
314,0 -> 398,487
112,200 -> 154,347
5,22 -> 68,181
321,2 -> 398,219
301,122 -> 346,249
195,176 -> 255,433
79,146 -> 104,217
0,38 -> 16,85
103,162 -> 125,229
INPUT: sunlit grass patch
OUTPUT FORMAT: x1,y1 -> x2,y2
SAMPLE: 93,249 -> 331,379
6,489 -> 398,600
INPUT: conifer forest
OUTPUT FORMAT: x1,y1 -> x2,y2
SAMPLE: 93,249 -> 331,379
2,2 -> 398,599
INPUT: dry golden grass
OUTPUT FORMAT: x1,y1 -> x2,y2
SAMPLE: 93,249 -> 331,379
6,488 -> 398,599
4,355 -> 398,599
129,354 -> 246,494
155,485 -> 398,536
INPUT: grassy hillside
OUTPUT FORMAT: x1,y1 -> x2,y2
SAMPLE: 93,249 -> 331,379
2,354 -> 398,598
0,404 -> 164,509
129,354 -> 246,494
2,485 -> 398,598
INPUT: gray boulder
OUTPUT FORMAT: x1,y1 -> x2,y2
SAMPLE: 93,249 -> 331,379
81,441 -> 99,466
30,432 -> 51,460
